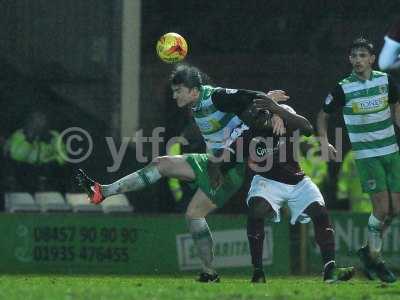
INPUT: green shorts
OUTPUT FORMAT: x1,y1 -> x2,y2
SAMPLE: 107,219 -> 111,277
185,153 -> 245,207
355,152 -> 400,194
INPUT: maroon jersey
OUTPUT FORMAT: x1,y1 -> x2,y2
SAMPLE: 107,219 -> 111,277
242,126 -> 305,185
388,19 -> 400,42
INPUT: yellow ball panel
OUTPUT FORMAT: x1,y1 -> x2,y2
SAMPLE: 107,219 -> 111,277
156,32 -> 188,63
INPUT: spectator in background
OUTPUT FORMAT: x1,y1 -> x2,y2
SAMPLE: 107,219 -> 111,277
379,19 -> 400,72
3,110 -> 66,192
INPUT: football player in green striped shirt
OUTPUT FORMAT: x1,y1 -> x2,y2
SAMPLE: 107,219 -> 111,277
77,64 -> 288,282
317,38 -> 400,283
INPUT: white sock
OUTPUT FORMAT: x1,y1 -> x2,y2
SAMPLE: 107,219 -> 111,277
367,214 -> 384,258
187,218 -> 215,274
101,165 -> 162,197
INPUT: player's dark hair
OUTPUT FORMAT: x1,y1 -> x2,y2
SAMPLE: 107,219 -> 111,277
350,37 -> 375,54
170,64 -> 210,89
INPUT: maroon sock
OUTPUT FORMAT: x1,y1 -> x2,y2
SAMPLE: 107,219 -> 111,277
247,216 -> 265,270
306,203 -> 335,265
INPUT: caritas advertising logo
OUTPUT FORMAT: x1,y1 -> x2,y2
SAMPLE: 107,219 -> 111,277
176,228 -> 273,270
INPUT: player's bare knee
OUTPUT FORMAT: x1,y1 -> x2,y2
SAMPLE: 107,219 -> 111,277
184,207 -> 193,219
185,211 -> 193,220
151,156 -> 162,166
248,197 -> 272,219
185,208 -> 204,220
304,202 -> 327,219
185,204 -> 204,219
151,156 -> 169,175
373,206 -> 390,221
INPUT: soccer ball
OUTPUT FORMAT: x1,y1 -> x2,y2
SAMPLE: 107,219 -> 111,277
156,32 -> 188,63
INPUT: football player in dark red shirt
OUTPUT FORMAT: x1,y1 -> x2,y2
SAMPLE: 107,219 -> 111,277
240,100 -> 355,283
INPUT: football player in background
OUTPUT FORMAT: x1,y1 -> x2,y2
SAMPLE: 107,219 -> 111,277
317,38 -> 400,283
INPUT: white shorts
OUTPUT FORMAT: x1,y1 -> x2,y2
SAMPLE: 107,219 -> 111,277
246,175 -> 325,225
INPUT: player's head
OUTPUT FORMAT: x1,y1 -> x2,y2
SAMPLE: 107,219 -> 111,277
349,37 -> 376,75
170,64 -> 206,107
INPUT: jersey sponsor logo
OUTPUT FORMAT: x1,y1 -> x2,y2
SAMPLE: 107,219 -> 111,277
352,97 -> 388,113
225,88 -> 238,94
325,94 -> 333,105
253,138 -> 282,158
256,144 -> 273,157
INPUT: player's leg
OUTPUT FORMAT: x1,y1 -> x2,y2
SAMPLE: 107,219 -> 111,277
386,151 -> 400,221
359,191 -> 396,283
303,202 -> 335,270
303,202 -> 354,282
185,188 -> 219,282
378,192 -> 400,283
76,155 -> 195,203
366,153 -> 400,283
390,192 -> 400,220
290,177 -> 354,283
355,156 -> 396,282
246,175 -> 285,283
368,192 -> 390,258
184,159 -> 245,283
247,197 -> 274,283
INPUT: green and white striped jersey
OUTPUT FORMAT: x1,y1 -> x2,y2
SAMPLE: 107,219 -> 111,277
323,71 -> 399,159
191,85 -> 252,152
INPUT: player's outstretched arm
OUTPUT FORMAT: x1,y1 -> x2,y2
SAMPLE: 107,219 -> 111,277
379,37 -> 400,71
211,87 -> 290,115
266,90 -> 290,102
253,98 -> 313,135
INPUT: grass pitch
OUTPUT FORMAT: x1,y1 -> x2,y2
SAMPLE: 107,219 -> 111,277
0,275 -> 399,300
